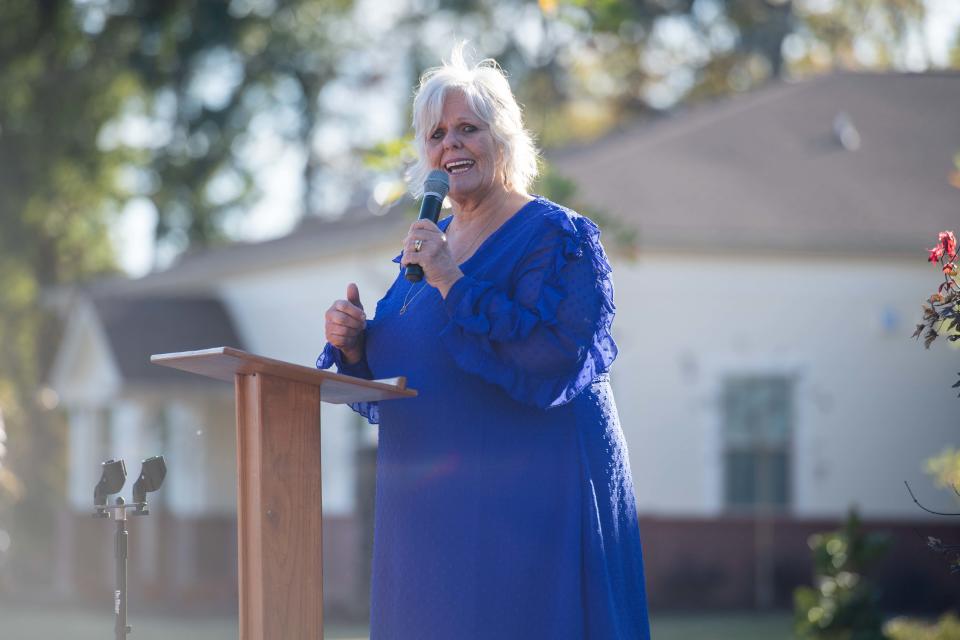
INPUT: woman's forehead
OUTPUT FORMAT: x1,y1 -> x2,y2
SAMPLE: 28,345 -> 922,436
442,90 -> 472,111
433,90 -> 481,124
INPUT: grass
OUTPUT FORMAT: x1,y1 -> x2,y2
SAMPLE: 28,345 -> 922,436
651,611 -> 794,640
0,602 -> 794,639
0,602 -> 366,640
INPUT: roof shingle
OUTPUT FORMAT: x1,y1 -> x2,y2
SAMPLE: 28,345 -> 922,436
92,296 -> 244,384
551,72 -> 960,254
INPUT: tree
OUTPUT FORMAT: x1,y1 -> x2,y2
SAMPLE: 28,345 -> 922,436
81,0 -> 355,262
563,0 -> 928,114
364,0 -> 938,182
0,0 -> 357,588
0,0 -> 134,585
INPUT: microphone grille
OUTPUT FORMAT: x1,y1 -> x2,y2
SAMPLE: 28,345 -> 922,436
423,170 -> 449,198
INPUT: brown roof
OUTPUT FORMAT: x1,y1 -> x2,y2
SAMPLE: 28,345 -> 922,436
88,201 -> 416,295
50,204 -> 413,387
92,295 -> 244,384
550,72 -> 960,255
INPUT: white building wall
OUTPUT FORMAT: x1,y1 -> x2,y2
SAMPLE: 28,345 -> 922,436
68,408 -> 106,510
164,398 -> 236,517
110,399 -> 146,488
217,247 -> 399,368
55,304 -> 125,512
185,236 -> 957,522
217,246 -> 398,516
612,252 -> 958,520
108,396 -> 166,579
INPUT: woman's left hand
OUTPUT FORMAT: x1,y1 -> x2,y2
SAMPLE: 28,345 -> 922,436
401,219 -> 463,297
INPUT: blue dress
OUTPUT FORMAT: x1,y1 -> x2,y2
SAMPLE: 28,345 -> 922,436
318,196 -> 650,639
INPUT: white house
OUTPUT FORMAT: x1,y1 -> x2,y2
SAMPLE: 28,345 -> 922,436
48,71 -> 960,615
550,70 -> 960,609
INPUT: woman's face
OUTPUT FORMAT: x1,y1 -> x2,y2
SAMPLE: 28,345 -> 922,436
425,91 -> 502,206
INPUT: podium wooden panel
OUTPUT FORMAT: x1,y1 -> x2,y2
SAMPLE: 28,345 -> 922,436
151,347 -> 415,640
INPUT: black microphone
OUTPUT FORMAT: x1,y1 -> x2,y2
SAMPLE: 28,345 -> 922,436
405,170 -> 450,282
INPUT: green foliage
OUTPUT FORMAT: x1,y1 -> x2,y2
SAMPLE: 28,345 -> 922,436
794,509 -> 892,640
793,0 -> 926,71
541,0 -> 933,131
0,0 -> 133,585
885,613 -> 960,640
0,0 -> 364,589
926,448 -> 960,493
364,135 -> 416,173
88,0 -> 355,256
911,229 -> 959,397
389,1 -> 941,154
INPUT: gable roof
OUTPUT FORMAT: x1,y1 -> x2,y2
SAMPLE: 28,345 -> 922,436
45,203 -> 410,395
550,72 -> 960,255
90,295 -> 244,384
46,297 -> 123,406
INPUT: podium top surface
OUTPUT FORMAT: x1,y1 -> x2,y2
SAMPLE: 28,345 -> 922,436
150,346 -> 416,404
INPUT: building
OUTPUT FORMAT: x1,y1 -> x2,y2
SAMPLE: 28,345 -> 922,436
550,71 -> 960,610
49,71 -> 960,615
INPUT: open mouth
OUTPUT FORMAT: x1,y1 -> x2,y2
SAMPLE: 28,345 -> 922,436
444,159 -> 475,175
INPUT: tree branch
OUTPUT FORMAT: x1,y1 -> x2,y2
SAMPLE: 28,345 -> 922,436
904,481 -> 960,516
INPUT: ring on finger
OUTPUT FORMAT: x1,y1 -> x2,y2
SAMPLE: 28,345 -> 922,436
414,239 -> 423,252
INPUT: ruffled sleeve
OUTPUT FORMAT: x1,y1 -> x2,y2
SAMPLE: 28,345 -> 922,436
316,337 -> 380,424
439,205 -> 617,409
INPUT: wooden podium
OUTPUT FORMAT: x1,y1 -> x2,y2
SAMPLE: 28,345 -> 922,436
151,347 -> 415,639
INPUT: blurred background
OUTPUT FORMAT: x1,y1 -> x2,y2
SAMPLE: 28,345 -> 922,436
1,0 -> 959,638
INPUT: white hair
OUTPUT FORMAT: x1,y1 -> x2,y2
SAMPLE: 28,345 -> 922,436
407,44 -> 540,198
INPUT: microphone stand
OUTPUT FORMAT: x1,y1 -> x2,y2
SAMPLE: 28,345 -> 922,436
93,455 -> 165,640
113,497 -> 130,640
95,497 -> 146,640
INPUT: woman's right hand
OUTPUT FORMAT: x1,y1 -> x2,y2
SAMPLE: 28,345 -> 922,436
325,283 -> 366,365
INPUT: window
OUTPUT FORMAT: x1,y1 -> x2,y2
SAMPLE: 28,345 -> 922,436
722,375 -> 793,510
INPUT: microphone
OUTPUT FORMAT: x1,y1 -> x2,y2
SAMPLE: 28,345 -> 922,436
405,170 -> 450,282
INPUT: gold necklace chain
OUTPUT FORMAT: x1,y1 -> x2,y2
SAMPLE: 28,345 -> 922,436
399,212 -> 503,316
449,211 -> 502,265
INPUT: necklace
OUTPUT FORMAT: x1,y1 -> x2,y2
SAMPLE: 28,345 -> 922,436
398,212 -> 504,316
449,210 -> 503,265
399,282 -> 427,315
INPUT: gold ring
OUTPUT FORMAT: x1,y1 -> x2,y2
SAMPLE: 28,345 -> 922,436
414,239 -> 423,252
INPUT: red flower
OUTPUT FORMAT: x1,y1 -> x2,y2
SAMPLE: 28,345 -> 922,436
929,244 -> 945,263
940,230 -> 957,260
944,262 -> 958,277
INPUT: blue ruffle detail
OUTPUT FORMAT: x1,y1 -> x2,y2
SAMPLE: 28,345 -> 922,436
440,202 -> 618,409
544,206 -> 619,401
316,342 -> 380,424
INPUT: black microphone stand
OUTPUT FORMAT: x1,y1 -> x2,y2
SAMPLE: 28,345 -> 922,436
113,497 -> 131,640
93,455 -> 165,640
96,497 -> 142,640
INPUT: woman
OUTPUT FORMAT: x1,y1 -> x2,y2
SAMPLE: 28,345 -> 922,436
318,47 -> 650,639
